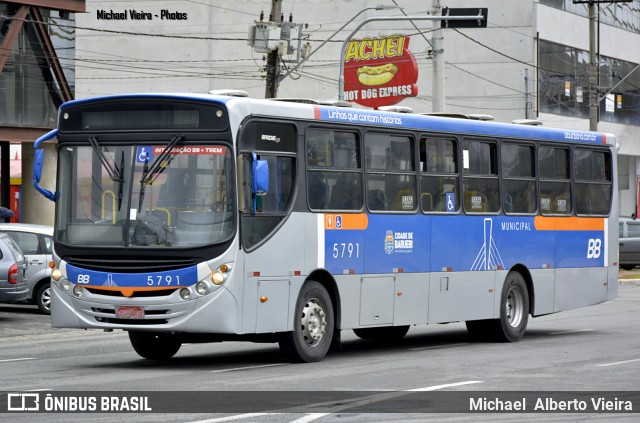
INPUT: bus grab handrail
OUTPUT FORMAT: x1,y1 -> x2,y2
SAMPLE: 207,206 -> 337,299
102,190 -> 116,224
33,129 -> 58,202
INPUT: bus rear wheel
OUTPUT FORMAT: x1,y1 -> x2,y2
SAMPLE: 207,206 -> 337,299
279,281 -> 334,363
128,331 -> 182,360
465,272 -> 529,342
353,326 -> 410,341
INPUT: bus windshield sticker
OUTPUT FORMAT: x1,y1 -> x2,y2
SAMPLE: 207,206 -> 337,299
152,146 -> 226,155
136,146 -> 152,163
472,196 -> 482,209
402,195 -> 414,209
463,149 -> 470,169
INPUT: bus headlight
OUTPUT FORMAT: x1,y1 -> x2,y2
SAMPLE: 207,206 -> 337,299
195,281 -> 209,295
51,269 -> 62,281
61,280 -> 71,291
211,271 -> 225,285
179,288 -> 191,301
72,285 -> 83,298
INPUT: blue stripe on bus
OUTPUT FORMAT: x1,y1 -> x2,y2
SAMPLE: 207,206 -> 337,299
324,215 -> 605,274
65,263 -> 199,288
316,107 -> 604,144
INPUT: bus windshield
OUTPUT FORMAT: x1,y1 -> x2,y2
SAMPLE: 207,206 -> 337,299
56,142 -> 234,248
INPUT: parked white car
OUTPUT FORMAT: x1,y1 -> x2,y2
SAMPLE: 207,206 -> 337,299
0,223 -> 54,314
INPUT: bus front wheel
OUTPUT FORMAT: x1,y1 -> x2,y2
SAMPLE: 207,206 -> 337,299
466,272 -> 530,342
279,281 -> 334,363
128,331 -> 182,360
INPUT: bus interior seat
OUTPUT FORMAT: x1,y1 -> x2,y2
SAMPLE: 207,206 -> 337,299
368,189 -> 388,210
157,171 -> 190,208
329,183 -> 353,209
421,193 -> 433,211
504,193 -> 514,213
308,174 -> 330,209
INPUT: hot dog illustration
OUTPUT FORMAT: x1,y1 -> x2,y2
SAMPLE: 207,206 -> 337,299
356,63 -> 399,86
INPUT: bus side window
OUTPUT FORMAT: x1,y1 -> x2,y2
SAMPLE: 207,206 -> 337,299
366,133 -> 416,212
420,138 -> 459,213
501,143 -> 536,214
539,146 -> 572,215
574,149 -> 612,215
462,140 -> 499,213
306,128 -> 362,211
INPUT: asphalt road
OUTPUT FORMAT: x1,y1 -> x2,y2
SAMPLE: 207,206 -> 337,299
1,278 -> 639,422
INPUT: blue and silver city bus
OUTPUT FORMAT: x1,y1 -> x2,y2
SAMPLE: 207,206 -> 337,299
33,92 -> 618,362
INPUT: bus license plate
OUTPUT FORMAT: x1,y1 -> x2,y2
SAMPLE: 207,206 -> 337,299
115,306 -> 144,319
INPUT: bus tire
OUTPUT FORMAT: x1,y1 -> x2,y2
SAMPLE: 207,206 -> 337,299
465,272 -> 529,342
353,325 -> 410,341
279,281 -> 334,363
128,331 -> 182,360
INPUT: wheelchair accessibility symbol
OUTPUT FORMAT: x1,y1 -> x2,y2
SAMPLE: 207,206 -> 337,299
136,146 -> 152,163
445,192 -> 455,212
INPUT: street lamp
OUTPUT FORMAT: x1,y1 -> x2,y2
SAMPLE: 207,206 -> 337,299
278,5 -> 401,83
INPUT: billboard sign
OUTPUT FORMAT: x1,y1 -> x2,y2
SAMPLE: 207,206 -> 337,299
343,34 -> 419,109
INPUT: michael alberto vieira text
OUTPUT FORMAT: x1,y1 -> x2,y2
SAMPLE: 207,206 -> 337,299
470,397 -> 633,412
97,9 -> 187,20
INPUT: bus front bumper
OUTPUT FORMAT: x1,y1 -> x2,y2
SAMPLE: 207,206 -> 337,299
50,281 -> 240,334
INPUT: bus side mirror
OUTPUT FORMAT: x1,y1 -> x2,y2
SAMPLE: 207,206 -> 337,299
33,129 -> 58,202
250,153 -> 269,214
251,159 -> 269,195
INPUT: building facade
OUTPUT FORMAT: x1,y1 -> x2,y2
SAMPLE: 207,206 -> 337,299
0,0 -> 85,224
10,0 -> 640,222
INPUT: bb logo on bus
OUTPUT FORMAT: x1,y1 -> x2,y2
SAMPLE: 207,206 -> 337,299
587,238 -> 601,259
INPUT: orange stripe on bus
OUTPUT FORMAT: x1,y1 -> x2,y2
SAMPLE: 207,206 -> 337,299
324,213 -> 368,230
85,286 -> 180,298
534,216 -> 604,231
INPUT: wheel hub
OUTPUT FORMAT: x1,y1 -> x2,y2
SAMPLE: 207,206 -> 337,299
506,286 -> 524,328
301,299 -> 326,347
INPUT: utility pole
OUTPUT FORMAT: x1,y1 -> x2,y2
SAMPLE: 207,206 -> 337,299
588,0 -> 598,131
264,0 -> 283,98
431,0 -> 445,113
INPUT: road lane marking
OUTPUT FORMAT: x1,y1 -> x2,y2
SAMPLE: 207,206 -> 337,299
0,357 -> 35,363
408,380 -> 484,391
209,363 -> 287,373
549,329 -> 594,335
296,381 -> 485,422
290,413 -> 330,423
26,388 -> 52,392
188,413 -> 283,423
596,358 -> 640,367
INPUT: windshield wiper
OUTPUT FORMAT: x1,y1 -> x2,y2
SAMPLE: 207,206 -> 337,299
138,135 -> 184,211
141,135 -> 184,185
88,136 -> 125,210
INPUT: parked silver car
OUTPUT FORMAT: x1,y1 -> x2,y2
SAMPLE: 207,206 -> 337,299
619,217 -> 640,270
0,224 -> 54,314
0,232 -> 28,303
